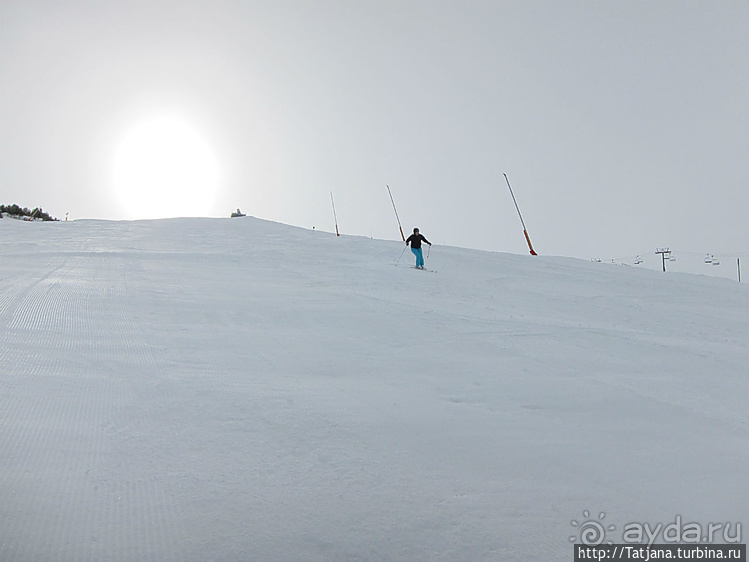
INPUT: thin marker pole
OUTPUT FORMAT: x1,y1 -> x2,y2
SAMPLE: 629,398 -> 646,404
387,185 -> 406,241
330,191 -> 340,236
738,258 -> 741,283
503,173 -> 537,256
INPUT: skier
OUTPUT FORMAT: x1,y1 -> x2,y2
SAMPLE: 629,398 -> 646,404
405,228 -> 431,269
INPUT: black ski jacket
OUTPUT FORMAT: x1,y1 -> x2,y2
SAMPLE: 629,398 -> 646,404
406,233 -> 431,249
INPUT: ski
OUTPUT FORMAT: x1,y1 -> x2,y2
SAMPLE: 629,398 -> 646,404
392,263 -> 437,273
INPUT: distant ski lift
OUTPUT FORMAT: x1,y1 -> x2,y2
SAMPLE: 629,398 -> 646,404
704,254 -> 713,264
634,255 -> 643,265
669,256 -> 677,262
712,258 -> 721,266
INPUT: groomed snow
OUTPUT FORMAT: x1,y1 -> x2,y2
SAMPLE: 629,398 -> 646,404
1,217 -> 747,561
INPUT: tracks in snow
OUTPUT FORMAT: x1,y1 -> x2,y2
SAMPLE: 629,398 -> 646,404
0,252 -> 188,562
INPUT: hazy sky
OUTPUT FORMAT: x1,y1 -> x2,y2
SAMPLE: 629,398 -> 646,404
2,1 -> 747,277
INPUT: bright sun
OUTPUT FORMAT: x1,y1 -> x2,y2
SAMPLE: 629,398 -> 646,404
113,116 -> 219,219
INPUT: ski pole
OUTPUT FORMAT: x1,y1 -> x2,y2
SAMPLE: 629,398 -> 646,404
427,244 -> 431,259
396,244 -> 408,264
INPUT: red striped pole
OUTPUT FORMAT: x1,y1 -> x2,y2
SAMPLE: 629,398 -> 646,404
330,191 -> 340,236
504,173 -> 537,256
387,185 -> 406,242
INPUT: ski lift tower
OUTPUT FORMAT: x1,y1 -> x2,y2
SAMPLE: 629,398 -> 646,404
655,248 -> 672,272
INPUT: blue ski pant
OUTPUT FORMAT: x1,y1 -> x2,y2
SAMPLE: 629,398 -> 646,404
411,247 -> 424,267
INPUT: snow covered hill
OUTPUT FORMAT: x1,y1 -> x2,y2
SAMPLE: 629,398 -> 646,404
1,217 -> 747,561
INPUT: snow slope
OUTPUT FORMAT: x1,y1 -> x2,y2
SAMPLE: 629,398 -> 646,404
1,217 -> 747,561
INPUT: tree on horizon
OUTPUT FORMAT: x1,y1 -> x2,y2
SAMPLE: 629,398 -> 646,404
0,204 -> 58,221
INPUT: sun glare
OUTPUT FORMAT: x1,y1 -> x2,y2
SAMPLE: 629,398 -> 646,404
113,116 -> 219,219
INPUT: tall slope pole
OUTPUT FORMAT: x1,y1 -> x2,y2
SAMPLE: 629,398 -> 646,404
503,173 -> 538,256
387,185 -> 406,242
330,191 -> 340,236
